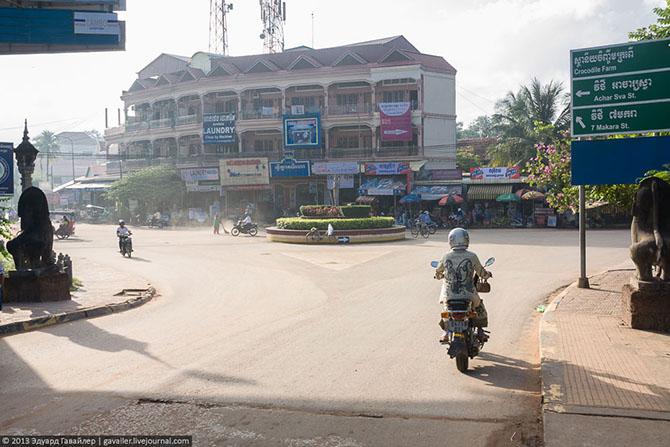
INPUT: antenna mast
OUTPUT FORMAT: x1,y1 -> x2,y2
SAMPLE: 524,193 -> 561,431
259,0 -> 286,53
209,0 -> 233,55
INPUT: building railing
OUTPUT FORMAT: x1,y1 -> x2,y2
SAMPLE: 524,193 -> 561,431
125,121 -> 149,132
283,105 -> 323,115
241,109 -> 282,119
175,114 -> 199,126
150,118 -> 173,129
328,103 -> 373,115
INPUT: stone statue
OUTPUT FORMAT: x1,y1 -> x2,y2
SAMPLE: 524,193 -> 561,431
630,177 -> 670,282
6,186 -> 54,271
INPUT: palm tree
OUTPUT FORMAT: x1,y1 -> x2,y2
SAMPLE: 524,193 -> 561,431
489,78 -> 570,167
34,130 -> 60,184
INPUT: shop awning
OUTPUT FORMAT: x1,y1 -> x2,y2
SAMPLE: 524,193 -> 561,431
467,184 -> 512,200
410,160 -> 428,171
355,196 -> 376,203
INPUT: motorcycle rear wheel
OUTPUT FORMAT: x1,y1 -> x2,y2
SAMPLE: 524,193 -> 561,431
231,227 -> 240,236
56,233 -> 66,240
249,227 -> 258,236
456,354 -> 469,372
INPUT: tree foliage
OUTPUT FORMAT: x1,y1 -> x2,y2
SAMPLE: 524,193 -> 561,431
489,78 -> 570,168
456,146 -> 482,172
458,115 -> 499,139
629,0 -> 670,40
104,166 -> 184,210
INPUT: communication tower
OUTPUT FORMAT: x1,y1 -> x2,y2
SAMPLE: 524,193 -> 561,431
209,0 -> 233,55
259,0 -> 286,53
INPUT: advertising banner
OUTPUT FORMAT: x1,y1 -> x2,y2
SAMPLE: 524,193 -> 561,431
0,142 -> 14,196
364,162 -> 410,175
181,168 -> 219,181
283,114 -> 321,149
470,166 -> 520,180
313,162 -> 358,175
74,12 -> 120,35
412,185 -> 462,201
270,159 -> 312,177
203,113 -> 236,145
379,102 -> 412,142
291,105 -> 305,115
327,175 -> 354,189
220,158 -> 269,186
428,169 -> 463,181
359,176 -> 407,196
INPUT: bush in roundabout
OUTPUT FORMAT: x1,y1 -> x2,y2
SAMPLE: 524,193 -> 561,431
276,217 -> 394,230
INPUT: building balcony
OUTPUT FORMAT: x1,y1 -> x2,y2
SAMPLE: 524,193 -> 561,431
175,114 -> 200,127
150,118 -> 173,129
125,121 -> 149,132
241,109 -> 282,120
284,105 -> 323,116
327,146 -> 421,160
328,103 -> 373,115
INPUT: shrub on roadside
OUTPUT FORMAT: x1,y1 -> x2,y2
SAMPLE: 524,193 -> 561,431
340,205 -> 371,218
276,217 -> 394,230
299,205 -> 341,217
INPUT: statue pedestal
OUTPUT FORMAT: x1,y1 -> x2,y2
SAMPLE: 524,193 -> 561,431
4,271 -> 71,303
622,279 -> 670,332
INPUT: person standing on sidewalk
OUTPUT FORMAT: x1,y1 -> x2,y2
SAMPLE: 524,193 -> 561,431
213,212 -> 221,235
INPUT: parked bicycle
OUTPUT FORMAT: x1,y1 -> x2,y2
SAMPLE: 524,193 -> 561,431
305,226 -> 336,243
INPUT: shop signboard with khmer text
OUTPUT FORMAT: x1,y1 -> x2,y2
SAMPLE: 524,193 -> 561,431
270,158 -> 312,177
181,168 -> 219,181
219,158 -> 269,186
571,38 -> 670,137
470,167 -> 520,180
203,113 -> 236,145
364,162 -> 410,175
313,162 -> 358,175
0,142 -> 14,196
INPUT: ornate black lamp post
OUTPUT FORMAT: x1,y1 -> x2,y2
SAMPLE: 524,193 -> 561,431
14,119 -> 39,192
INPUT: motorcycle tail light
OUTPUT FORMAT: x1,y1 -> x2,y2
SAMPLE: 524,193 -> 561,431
451,311 -> 467,320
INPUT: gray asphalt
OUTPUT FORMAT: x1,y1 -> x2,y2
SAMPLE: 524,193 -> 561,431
0,224 -> 633,446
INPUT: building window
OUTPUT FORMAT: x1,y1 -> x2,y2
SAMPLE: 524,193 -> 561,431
336,94 -> 358,106
216,144 -> 236,154
382,91 -> 405,103
253,140 -> 274,152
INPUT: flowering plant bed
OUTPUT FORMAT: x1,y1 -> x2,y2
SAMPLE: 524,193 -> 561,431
276,217 -> 393,230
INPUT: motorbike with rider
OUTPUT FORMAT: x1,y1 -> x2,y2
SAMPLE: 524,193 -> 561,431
433,227 -> 494,372
116,219 -> 133,257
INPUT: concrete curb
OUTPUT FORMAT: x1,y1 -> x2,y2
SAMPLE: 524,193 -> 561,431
0,287 -> 157,337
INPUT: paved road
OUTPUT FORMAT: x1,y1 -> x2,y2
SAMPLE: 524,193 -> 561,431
0,225 -> 632,446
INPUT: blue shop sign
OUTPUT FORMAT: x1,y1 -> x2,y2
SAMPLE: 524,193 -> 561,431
270,158 -> 312,177
203,113 -> 236,145
0,142 -> 14,196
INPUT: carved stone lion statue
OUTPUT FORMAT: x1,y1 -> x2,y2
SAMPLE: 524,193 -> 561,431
630,177 -> 670,282
6,186 -> 54,270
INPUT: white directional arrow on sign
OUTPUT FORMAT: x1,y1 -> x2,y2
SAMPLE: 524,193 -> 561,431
575,116 -> 586,129
576,90 -> 591,98
385,129 -> 409,136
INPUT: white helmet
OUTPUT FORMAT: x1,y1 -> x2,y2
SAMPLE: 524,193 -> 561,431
448,227 -> 469,250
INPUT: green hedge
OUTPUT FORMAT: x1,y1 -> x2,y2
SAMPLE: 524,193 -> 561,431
299,205 -> 341,217
276,217 -> 394,230
340,205 -> 371,218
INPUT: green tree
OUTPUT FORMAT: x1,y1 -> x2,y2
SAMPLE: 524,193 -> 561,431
456,146 -> 482,172
461,115 -> 498,139
629,0 -> 670,40
489,78 -> 570,167
104,166 -> 185,212
33,130 -> 60,181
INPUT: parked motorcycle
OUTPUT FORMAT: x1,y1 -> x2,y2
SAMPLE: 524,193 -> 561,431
231,220 -> 258,237
119,234 -> 133,258
431,257 -> 495,372
146,215 -> 168,228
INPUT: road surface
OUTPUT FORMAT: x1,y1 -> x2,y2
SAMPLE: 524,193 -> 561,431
0,225 -> 632,446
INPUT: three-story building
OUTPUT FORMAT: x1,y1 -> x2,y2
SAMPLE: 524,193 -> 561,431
104,36 -> 457,215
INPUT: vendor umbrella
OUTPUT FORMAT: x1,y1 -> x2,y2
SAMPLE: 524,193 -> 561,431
496,193 -> 521,203
438,194 -> 464,206
515,188 -> 532,197
399,194 -> 421,204
521,191 -> 546,200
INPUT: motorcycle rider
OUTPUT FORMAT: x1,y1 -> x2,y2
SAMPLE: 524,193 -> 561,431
241,213 -> 253,232
435,227 -> 492,343
116,219 -> 132,252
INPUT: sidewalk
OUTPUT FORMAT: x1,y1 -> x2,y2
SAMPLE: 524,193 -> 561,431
540,269 -> 670,446
0,260 -> 155,336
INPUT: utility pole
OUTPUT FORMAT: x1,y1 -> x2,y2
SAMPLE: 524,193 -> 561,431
259,0 -> 286,53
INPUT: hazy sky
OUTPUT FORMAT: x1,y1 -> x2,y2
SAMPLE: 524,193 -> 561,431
0,0 -> 664,143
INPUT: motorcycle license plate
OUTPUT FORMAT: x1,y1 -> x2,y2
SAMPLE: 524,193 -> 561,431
450,320 -> 468,332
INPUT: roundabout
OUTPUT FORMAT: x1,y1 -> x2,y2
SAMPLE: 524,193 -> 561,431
265,225 -> 406,244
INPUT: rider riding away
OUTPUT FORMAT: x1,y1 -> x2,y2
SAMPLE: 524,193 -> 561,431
116,219 -> 131,252
435,228 -> 492,343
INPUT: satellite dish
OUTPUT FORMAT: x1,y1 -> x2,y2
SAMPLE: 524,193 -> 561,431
260,33 -> 265,39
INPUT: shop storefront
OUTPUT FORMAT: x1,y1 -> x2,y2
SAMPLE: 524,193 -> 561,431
220,157 -> 271,219
270,157 -> 319,216
358,162 -> 410,214
313,162 -> 358,206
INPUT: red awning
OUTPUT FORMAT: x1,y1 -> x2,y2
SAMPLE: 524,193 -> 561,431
355,196 -> 376,203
